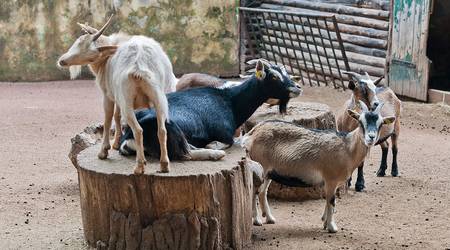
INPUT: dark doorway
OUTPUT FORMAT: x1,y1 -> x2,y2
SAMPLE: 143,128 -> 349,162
427,0 -> 450,91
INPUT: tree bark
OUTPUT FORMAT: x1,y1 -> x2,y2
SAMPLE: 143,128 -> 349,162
70,126 -> 253,250
244,102 -> 347,200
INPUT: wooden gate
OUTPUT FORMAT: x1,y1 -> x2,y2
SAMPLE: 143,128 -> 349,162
389,0 -> 432,101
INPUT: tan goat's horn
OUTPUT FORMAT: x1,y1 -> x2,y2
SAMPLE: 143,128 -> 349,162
93,14 -> 114,41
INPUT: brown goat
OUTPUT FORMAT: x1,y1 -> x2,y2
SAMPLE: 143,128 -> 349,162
336,72 -> 402,192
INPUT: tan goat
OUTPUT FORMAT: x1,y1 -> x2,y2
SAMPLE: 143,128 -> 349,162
243,101 -> 395,233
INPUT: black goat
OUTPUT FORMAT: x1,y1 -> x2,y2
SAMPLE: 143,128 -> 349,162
119,59 -> 302,161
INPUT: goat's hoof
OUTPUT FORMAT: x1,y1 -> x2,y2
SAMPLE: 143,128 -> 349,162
376,169 -> 386,177
112,141 -> 120,150
266,217 -> 276,224
327,223 -> 338,233
355,184 -> 365,192
391,168 -> 399,177
134,166 -> 145,175
210,150 -> 226,161
159,162 -> 170,173
253,219 -> 263,226
97,150 -> 108,160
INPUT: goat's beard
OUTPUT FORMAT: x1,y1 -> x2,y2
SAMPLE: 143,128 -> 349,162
69,65 -> 82,79
278,97 -> 290,114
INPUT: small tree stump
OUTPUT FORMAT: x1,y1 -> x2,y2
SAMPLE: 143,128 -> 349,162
70,126 -> 253,250
244,102 -> 345,201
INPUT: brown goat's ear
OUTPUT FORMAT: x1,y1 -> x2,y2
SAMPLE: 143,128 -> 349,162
97,45 -> 118,56
77,22 -> 98,34
383,116 -> 396,125
347,109 -> 360,120
348,80 -> 356,90
255,60 -> 266,80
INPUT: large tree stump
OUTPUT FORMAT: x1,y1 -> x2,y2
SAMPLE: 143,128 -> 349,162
244,102 -> 344,201
70,126 -> 253,250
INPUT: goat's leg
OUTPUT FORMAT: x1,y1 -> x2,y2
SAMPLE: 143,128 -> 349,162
253,192 -> 263,226
324,182 -> 338,233
259,179 -> 275,224
321,201 -> 328,229
376,141 -> 389,177
188,147 -> 226,161
98,97 -> 114,159
205,141 -> 231,150
112,106 -> 122,150
391,132 -> 400,177
355,163 -> 365,192
155,109 -> 169,173
123,106 -> 146,175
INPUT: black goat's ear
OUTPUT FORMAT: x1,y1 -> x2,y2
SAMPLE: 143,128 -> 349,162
255,60 -> 266,80
348,80 -> 356,90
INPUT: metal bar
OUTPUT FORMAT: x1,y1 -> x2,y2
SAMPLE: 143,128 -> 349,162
283,13 -> 306,84
332,17 -> 350,89
240,7 -> 349,89
288,14 -> 313,85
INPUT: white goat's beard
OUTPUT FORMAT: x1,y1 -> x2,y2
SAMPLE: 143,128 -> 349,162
69,65 -> 82,79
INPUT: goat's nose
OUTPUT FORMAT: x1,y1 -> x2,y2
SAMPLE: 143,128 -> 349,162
368,134 -> 375,140
59,60 -> 67,67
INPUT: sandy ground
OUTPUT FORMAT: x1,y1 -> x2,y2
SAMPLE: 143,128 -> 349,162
0,80 -> 449,249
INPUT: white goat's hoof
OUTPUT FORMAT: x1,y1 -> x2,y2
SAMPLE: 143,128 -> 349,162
253,218 -> 263,226
210,150 -> 226,160
327,222 -> 338,233
159,162 -> 170,173
266,216 -> 276,224
134,161 -> 146,175
98,150 -> 108,160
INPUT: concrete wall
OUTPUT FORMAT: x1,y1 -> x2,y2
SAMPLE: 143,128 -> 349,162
0,0 -> 239,81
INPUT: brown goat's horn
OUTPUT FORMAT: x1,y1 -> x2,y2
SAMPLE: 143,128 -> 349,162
93,14 -> 114,41
358,100 -> 369,113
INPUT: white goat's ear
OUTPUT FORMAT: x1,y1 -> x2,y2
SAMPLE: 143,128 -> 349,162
383,116 -> 396,125
347,109 -> 360,120
255,60 -> 266,80
77,22 -> 98,34
97,45 -> 118,56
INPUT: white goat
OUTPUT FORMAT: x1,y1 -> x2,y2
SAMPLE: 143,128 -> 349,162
57,15 -> 177,174
242,101 -> 395,233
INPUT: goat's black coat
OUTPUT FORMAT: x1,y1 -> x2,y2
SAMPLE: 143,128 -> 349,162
120,70 -> 300,160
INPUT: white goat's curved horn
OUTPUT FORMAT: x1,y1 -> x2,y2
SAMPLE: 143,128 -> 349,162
358,100 -> 369,113
93,14 -> 114,41
77,22 -> 98,34
342,71 -> 362,82
374,102 -> 384,114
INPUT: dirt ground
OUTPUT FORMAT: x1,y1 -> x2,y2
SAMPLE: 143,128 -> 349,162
0,80 -> 449,249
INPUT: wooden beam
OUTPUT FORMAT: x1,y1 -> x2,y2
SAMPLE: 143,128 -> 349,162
259,3 -> 389,30
263,0 -> 390,20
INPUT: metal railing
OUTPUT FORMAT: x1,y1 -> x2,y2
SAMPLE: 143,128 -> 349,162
239,7 -> 350,89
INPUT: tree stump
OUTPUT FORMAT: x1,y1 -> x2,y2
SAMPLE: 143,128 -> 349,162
244,102 -> 345,201
70,125 -> 253,250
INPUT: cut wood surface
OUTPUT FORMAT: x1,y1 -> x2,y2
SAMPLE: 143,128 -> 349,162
70,126 -> 253,250
244,102 -> 346,200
